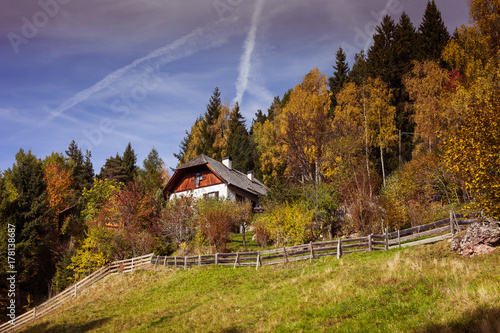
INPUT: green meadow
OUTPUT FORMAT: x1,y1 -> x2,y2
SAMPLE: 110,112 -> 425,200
24,242 -> 500,333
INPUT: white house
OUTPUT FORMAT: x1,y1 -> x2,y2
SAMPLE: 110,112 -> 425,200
162,155 -> 268,207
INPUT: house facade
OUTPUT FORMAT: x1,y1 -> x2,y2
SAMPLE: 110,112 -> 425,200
163,155 -> 268,206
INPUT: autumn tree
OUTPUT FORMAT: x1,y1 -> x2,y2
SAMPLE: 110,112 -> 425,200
403,60 -> 455,154
194,198 -> 245,253
43,163 -> 74,232
365,78 -> 397,186
155,195 -> 196,248
274,68 -> 332,184
442,0 -> 500,218
82,178 -> 121,224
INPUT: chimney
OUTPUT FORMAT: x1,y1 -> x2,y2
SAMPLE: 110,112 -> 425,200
222,156 -> 232,169
247,170 -> 254,181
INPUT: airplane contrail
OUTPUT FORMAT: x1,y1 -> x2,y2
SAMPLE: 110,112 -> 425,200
234,0 -> 265,105
42,21 -> 232,126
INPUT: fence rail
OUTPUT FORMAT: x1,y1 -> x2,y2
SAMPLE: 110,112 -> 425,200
0,212 -> 479,332
0,253 -> 153,333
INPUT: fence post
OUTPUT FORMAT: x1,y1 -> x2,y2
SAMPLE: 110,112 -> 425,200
337,238 -> 342,259
131,257 -> 134,272
256,251 -> 260,270
164,256 -> 167,266
309,242 -> 315,262
174,256 -> 177,269
450,211 -> 455,235
398,230 -> 401,248
283,246 -> 289,263
368,234 -> 373,251
215,253 -> 219,266
33,307 -> 36,322
74,283 -> 77,298
198,255 -> 201,267
184,256 -> 187,270
385,227 -> 389,251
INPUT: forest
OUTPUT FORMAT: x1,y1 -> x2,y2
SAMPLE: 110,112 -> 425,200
1,0 -> 499,319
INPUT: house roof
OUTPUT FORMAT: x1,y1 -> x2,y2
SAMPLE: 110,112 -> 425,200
164,154 -> 268,197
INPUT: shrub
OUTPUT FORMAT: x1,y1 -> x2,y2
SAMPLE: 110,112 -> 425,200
254,202 -> 314,246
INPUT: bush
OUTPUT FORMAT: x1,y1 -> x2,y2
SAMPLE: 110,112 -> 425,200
254,202 -> 314,246
194,198 -> 249,253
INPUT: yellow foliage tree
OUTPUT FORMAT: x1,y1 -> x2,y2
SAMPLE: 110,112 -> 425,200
442,0 -> 500,218
404,60 -> 456,154
275,68 -> 332,184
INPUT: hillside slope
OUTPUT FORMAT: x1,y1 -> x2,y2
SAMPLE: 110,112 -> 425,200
23,243 -> 500,333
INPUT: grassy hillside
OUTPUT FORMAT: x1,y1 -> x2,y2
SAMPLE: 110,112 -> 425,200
23,242 -> 500,333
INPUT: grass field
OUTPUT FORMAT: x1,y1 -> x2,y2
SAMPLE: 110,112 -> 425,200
23,241 -> 500,333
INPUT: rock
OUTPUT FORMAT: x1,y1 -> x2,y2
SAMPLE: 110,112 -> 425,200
451,218 -> 500,256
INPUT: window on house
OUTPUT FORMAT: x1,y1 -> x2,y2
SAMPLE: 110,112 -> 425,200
194,172 -> 203,186
236,194 -> 244,202
204,191 -> 219,198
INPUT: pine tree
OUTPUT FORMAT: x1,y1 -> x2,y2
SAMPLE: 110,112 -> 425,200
83,150 -> 94,190
100,154 -> 127,183
226,102 -> 252,172
65,140 -> 93,194
8,149 -> 56,301
140,148 -> 165,192
201,86 -> 223,159
367,15 -> 397,86
349,50 -> 368,85
122,142 -> 138,183
418,0 -> 450,62
329,46 -> 350,115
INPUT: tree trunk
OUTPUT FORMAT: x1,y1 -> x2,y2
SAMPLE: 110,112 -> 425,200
380,145 -> 386,187
242,223 -> 246,247
362,85 -> 372,197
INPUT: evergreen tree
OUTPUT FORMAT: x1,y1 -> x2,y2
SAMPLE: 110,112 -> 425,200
394,12 -> 419,82
140,148 -> 165,192
8,149 -> 56,302
100,154 -> 127,183
349,50 -> 368,85
251,110 -> 267,134
418,0 -> 450,62
226,102 -> 252,173
174,129 -> 192,166
328,46 -> 350,115
201,86 -> 223,160
122,142 -> 138,183
367,15 -> 397,86
83,150 -> 94,189
65,140 -> 93,194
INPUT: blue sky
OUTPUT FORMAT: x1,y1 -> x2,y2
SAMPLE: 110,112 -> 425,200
0,0 -> 469,173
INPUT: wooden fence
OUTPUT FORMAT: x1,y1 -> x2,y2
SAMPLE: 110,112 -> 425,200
0,253 -> 153,333
0,212 -> 479,332
149,213 -> 478,270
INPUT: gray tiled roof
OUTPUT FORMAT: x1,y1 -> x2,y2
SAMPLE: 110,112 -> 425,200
178,154 -> 268,197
